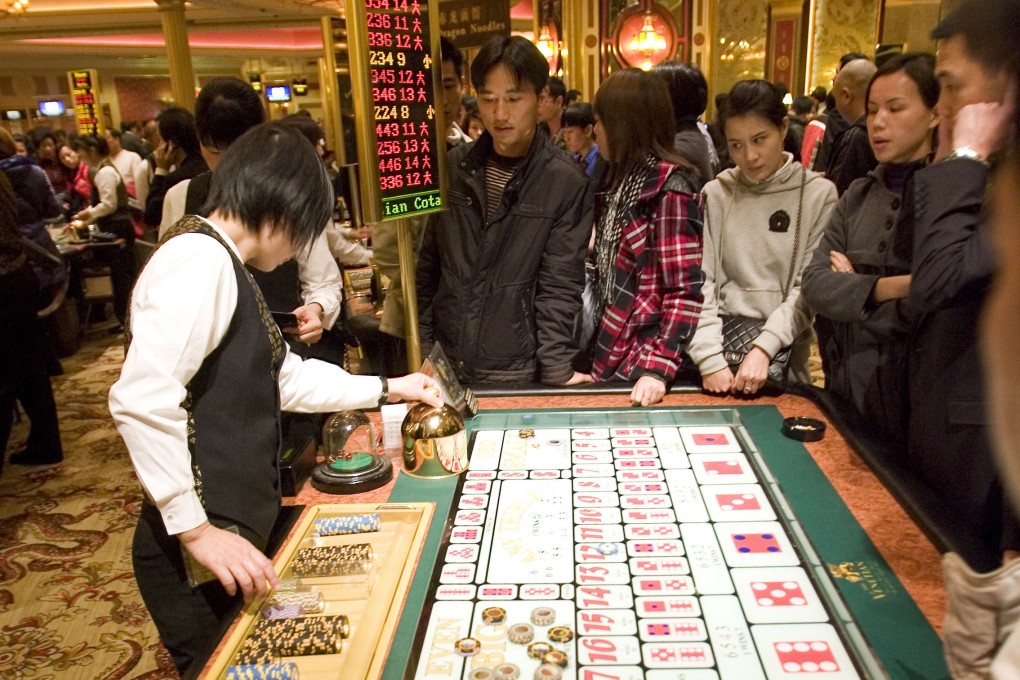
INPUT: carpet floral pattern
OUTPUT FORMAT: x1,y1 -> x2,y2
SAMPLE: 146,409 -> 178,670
1,331 -> 176,680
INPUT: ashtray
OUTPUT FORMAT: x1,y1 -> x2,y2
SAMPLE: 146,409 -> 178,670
782,416 -> 826,442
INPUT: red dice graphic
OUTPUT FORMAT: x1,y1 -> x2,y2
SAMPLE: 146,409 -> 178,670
693,432 -> 730,446
773,641 -> 840,672
733,532 -> 782,554
716,493 -> 761,510
752,581 -> 808,606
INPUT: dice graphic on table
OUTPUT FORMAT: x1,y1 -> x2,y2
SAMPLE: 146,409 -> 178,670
733,532 -> 782,553
652,647 -> 677,662
694,433 -> 730,446
752,581 -> 808,606
716,493 -> 761,510
774,641 -> 840,672
703,460 -> 743,475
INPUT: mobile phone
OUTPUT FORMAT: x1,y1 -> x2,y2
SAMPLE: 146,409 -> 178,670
271,311 -> 299,328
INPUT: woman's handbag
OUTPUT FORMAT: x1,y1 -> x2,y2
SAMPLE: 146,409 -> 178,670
719,165 -> 806,387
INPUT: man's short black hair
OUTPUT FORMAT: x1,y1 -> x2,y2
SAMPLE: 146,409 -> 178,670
119,121 -> 134,133
440,36 -> 465,79
561,102 -> 595,129
839,52 -> 870,70
106,128 -> 123,139
653,60 -> 708,122
157,106 -> 201,156
564,89 -> 582,106
201,123 -> 332,252
194,78 -> 266,150
279,113 -> 324,149
470,35 -> 548,95
546,76 -> 566,102
931,0 -> 1020,77
792,95 -> 815,116
75,133 -> 109,158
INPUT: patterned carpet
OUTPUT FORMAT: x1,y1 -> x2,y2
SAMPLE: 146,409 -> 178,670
1,327 -> 176,680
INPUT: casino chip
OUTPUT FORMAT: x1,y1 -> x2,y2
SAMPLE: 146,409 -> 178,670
455,637 -> 481,656
530,606 -> 556,626
482,606 -> 507,624
542,650 -> 569,668
518,428 -> 535,439
534,664 -> 564,680
508,623 -> 535,644
467,668 -> 496,680
596,542 -> 619,556
527,641 -> 554,659
494,663 -> 521,679
225,662 -> 298,680
547,626 -> 573,643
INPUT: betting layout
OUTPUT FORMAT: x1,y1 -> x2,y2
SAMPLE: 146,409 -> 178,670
410,420 -> 870,680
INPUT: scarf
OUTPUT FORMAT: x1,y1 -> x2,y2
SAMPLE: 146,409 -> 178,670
594,156 -> 652,324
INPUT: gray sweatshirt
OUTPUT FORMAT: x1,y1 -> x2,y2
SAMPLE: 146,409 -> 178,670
688,153 -> 837,382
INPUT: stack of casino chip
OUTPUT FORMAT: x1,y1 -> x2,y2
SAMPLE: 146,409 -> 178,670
238,614 -> 350,660
261,589 -> 325,620
313,513 -> 382,536
290,544 -> 374,577
225,662 -> 299,679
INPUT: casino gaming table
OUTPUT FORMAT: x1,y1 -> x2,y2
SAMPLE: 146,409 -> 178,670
200,391 -> 949,680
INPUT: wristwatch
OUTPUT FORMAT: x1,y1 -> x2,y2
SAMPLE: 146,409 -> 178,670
378,376 -> 389,407
944,146 -> 989,166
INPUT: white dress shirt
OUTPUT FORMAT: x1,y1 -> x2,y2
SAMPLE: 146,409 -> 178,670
109,148 -> 147,209
160,179 -> 343,329
109,217 -> 382,535
82,164 -> 121,221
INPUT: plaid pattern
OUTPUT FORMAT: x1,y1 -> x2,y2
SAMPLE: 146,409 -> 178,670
591,161 -> 705,383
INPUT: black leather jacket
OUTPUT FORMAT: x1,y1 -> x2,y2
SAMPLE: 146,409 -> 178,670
416,129 -> 591,384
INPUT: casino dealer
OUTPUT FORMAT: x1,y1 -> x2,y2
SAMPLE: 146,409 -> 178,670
108,122 -> 440,677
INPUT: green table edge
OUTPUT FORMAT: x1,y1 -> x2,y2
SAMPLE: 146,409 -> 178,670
381,405 -> 948,680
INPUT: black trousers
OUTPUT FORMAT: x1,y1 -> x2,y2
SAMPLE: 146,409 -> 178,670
103,219 -> 136,324
132,503 -> 248,678
1,263 -> 62,460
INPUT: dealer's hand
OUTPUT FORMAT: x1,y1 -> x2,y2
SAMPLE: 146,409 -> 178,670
178,521 -> 279,603
630,375 -> 666,407
733,347 -> 771,396
701,366 -> 734,394
291,303 -> 324,344
389,373 -> 443,407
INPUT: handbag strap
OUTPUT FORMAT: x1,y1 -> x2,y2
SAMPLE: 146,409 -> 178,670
780,164 -> 806,302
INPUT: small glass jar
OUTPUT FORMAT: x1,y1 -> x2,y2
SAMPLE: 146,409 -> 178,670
312,410 -> 392,494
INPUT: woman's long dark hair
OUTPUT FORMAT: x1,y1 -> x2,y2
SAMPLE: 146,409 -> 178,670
593,68 -> 688,189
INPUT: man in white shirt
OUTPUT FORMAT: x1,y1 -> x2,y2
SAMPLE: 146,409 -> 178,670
109,123 -> 439,676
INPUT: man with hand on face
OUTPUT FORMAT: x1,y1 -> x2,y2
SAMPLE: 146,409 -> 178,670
416,35 -> 592,387
144,107 -> 208,228
908,0 -> 1020,638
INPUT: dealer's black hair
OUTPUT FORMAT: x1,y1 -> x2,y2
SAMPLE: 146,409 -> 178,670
719,79 -> 787,131
201,123 -> 332,252
546,76 -> 566,102
157,106 -> 201,156
194,78 -> 266,151
470,35 -> 548,95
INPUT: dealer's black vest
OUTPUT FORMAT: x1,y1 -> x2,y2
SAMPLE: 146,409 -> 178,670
130,215 -> 286,542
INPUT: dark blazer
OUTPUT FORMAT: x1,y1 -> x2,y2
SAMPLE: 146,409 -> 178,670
416,129 -> 591,384
909,157 -> 1015,558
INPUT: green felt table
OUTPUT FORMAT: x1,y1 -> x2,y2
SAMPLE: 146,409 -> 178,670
383,405 -> 948,680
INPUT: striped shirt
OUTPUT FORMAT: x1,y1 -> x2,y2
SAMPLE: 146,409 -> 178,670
484,153 -> 524,222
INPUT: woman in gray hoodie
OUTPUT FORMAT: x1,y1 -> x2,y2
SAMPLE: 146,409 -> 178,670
688,80 -> 837,395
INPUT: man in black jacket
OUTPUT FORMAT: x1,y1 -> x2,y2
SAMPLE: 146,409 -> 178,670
416,36 -> 592,386
909,0 -> 1018,572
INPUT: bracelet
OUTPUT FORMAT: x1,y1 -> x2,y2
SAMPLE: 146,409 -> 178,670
378,377 -> 389,407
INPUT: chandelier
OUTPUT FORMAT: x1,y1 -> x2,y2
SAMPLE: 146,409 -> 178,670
2,0 -> 28,14
535,25 -> 556,60
629,12 -> 668,70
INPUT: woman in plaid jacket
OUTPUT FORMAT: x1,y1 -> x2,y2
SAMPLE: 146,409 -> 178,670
589,69 -> 706,406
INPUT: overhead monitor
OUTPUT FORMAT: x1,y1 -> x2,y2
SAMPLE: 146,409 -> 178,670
39,100 -> 66,116
266,85 -> 292,102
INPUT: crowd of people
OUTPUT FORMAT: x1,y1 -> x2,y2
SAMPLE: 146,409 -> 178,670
3,0 -> 1020,675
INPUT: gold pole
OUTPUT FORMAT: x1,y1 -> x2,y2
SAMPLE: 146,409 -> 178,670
319,16 -> 346,165
397,218 -> 422,372
156,0 -> 196,112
